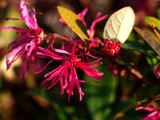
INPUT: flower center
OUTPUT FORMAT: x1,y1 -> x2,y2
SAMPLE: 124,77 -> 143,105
70,55 -> 81,66
33,29 -> 44,45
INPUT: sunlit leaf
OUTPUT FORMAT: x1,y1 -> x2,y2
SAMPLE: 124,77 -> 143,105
143,16 -> 160,41
57,6 -> 88,41
144,16 -> 160,30
134,27 -> 160,56
153,27 -> 160,41
103,6 -> 135,44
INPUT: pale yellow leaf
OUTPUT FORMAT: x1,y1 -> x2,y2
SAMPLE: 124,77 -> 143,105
103,6 -> 135,44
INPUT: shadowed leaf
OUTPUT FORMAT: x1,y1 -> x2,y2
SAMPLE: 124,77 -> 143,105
134,27 -> 160,56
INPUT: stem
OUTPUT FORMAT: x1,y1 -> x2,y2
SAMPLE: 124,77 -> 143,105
45,33 -> 73,50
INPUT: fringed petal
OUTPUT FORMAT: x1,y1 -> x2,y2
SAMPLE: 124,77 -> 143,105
6,44 -> 26,70
19,0 -> 39,30
20,43 -> 36,78
38,47 -> 63,60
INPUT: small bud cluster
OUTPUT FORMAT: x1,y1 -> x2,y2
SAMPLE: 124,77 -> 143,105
153,64 -> 160,79
102,39 -> 121,56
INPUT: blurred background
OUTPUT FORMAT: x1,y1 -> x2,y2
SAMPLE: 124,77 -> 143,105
0,0 -> 160,120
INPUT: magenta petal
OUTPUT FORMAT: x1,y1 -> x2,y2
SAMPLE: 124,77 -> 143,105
67,68 -> 84,101
47,77 -> 59,90
90,14 -> 108,33
9,35 -> 31,49
28,9 -> 39,29
83,69 -> 103,80
78,8 -> 88,26
42,65 -> 68,95
55,49 -> 70,55
44,66 -> 63,80
38,47 -> 63,60
88,14 -> 108,38
147,111 -> 158,118
62,67 -> 70,89
73,68 -> 84,101
78,88 -> 84,101
20,0 -> 39,30
136,106 -> 155,112
6,44 -> 26,70
136,106 -> 160,120
35,59 -> 54,74
84,52 -> 100,59
89,58 -> 102,68
0,26 -> 28,32
77,62 -> 103,80
20,43 -> 36,77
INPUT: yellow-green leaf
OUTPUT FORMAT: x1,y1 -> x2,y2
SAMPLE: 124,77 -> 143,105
144,16 -> 160,30
57,6 -> 88,41
103,6 -> 135,44
134,27 -> 160,56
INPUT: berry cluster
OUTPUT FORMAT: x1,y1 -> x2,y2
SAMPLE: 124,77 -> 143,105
153,64 -> 160,79
102,39 -> 121,56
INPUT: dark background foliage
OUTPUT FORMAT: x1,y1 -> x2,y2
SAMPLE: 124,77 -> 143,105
0,0 -> 160,120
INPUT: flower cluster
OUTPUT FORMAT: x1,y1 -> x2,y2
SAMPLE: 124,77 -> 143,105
136,106 -> 160,120
0,0 -> 106,101
81,8 -> 108,49
37,43 -> 103,101
0,0 -> 44,77
60,7 -> 108,49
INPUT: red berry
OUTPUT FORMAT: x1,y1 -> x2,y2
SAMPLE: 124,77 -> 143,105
104,39 -> 110,44
106,49 -> 115,56
153,64 -> 160,79
108,42 -> 115,49
115,46 -> 120,54
115,41 -> 121,46
102,39 -> 121,56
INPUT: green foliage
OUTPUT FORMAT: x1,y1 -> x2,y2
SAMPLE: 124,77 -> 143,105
84,61 -> 117,120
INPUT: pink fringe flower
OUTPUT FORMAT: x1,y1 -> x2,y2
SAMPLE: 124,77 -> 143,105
77,8 -> 108,48
37,43 -> 104,101
60,8 -> 108,49
0,0 -> 44,77
136,106 -> 160,120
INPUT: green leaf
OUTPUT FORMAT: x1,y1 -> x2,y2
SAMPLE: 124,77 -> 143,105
134,27 -> 160,56
107,99 -> 138,120
121,41 -> 157,57
149,85 -> 160,98
84,61 -> 118,120
103,6 -> 135,44
143,27 -> 160,42
144,16 -> 160,30
57,6 -> 88,41
157,9 -> 160,19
